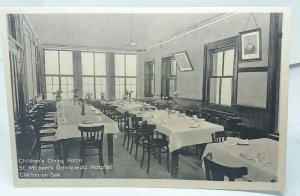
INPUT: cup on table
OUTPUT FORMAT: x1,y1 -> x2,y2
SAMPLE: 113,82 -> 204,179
192,115 -> 197,119
175,111 -> 179,115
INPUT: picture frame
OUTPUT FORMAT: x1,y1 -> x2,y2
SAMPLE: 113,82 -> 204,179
239,28 -> 262,62
174,51 -> 194,71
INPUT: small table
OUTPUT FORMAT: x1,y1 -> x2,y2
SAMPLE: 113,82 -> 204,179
135,110 -> 224,178
55,101 -> 119,165
202,138 -> 278,182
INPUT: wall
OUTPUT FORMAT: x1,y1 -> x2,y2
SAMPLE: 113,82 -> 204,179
8,14 -> 44,118
137,13 -> 270,99
137,13 -> 272,131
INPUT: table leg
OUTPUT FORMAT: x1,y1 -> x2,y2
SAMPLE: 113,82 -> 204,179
60,140 -> 68,165
171,150 -> 179,178
107,134 -> 114,165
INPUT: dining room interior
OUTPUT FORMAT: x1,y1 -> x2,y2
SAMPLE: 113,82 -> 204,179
6,12 -> 283,182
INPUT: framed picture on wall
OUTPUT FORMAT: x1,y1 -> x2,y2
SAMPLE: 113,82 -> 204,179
239,28 -> 262,62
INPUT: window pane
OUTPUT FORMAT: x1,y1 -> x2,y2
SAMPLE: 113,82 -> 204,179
68,77 -> 73,85
125,54 -> 136,76
61,84 -> 68,93
220,78 -> 232,106
45,50 -> 59,74
209,78 -> 220,104
52,84 -> 59,92
46,76 -> 52,85
95,53 -> 106,76
46,85 -> 53,93
115,54 -> 125,76
59,51 -> 73,75
223,49 -> 234,76
52,77 -> 59,85
212,52 -> 223,76
61,77 -> 67,84
169,80 -> 175,97
81,52 -> 94,75
171,59 -> 177,76
47,93 -> 54,100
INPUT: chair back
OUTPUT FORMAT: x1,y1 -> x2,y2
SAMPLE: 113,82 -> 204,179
131,116 -> 143,132
142,122 -> 156,141
204,153 -> 248,181
212,131 -> 240,143
78,125 -> 104,144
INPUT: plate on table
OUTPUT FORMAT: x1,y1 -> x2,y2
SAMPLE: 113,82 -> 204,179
178,113 -> 186,117
82,120 -> 95,124
193,118 -> 205,122
224,140 -> 237,145
189,123 -> 200,128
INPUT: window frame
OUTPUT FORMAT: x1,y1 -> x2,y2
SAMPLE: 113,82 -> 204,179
114,53 -> 137,99
203,36 -> 238,110
161,55 -> 177,98
81,52 -> 107,99
44,49 -> 74,100
144,59 -> 155,97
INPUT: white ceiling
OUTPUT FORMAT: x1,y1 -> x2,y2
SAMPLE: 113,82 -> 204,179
26,13 -> 224,51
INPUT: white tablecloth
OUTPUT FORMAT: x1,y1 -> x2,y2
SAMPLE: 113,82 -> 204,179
117,102 -> 143,113
55,101 -> 119,141
139,110 -> 224,152
202,138 -> 278,182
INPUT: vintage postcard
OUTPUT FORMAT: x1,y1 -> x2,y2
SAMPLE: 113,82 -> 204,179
0,7 -> 290,190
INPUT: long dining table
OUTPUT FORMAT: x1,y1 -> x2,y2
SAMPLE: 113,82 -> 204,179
134,110 -> 224,178
55,101 -> 119,165
202,138 -> 278,182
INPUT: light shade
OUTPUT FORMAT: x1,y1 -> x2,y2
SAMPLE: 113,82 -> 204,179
127,40 -> 137,46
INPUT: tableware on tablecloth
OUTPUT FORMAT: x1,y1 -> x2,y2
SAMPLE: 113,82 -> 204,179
224,137 -> 238,145
239,153 -> 272,166
189,123 -> 200,128
82,120 -> 94,124
235,137 -> 249,145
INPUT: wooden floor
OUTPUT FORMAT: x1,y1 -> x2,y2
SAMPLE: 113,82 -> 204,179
19,132 -> 206,180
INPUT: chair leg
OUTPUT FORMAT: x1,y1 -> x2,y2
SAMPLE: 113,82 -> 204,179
147,147 -> 150,175
127,132 -> 130,151
135,137 -> 139,160
122,132 -> 127,147
158,147 -> 161,165
140,143 -> 145,168
166,146 -> 169,173
98,147 -> 106,175
130,134 -> 134,154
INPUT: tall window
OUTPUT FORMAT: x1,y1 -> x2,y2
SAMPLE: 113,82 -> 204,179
7,14 -> 17,40
81,52 -> 106,99
161,56 -> 177,98
144,60 -> 155,97
209,49 -> 234,106
204,37 -> 237,107
44,50 -> 74,100
114,54 -> 137,99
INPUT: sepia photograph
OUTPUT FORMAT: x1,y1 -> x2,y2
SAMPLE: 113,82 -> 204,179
0,7 -> 290,190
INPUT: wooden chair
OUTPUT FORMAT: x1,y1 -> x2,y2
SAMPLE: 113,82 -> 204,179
31,119 -> 60,166
204,153 -> 248,181
140,122 -> 169,174
130,116 -> 144,160
211,131 -> 240,143
122,112 -> 135,151
78,124 -> 106,177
